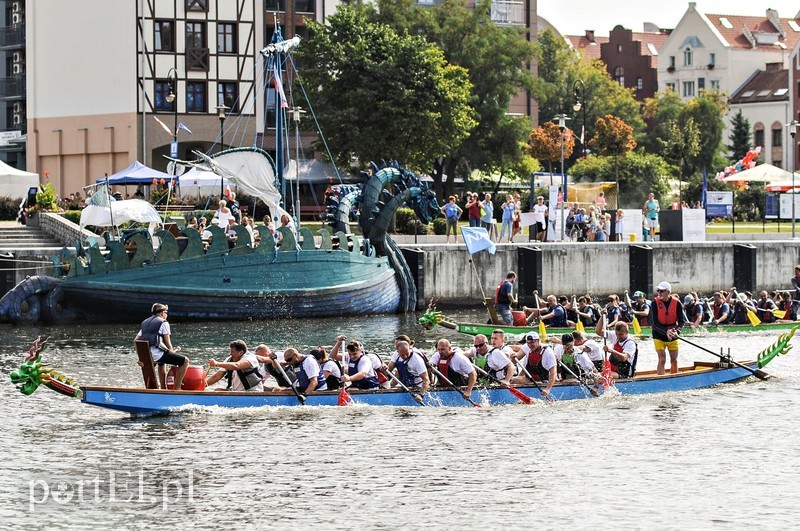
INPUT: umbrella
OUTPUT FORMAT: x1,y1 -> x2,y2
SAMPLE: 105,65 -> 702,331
722,163 -> 793,183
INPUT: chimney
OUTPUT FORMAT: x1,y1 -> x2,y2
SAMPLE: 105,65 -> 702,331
585,30 -> 595,43
765,62 -> 782,72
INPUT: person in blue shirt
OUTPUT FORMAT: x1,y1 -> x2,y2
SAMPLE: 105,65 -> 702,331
440,195 -> 463,244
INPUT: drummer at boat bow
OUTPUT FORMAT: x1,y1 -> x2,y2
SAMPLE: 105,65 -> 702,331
430,339 -> 477,399
206,339 -> 264,392
134,303 -> 189,391
284,348 -> 327,395
510,332 -> 557,397
386,340 -> 430,396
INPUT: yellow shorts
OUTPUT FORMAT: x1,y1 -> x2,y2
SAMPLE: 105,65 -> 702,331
653,338 -> 679,351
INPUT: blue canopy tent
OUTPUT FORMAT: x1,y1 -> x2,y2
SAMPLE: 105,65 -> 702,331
97,161 -> 175,185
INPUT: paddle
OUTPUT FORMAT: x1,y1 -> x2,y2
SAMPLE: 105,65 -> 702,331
274,359 -> 306,404
573,295 -> 585,333
624,291 -> 642,335
733,289 -> 760,327
756,307 -> 787,319
338,351 -> 351,406
470,362 -> 533,404
557,359 -> 599,397
675,334 -> 771,380
600,314 -> 615,390
534,291 -> 547,342
514,359 -> 553,401
378,364 -> 425,406
427,363 -> 481,407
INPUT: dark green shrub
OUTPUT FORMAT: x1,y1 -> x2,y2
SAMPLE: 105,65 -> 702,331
432,217 -> 446,235
0,196 -> 22,220
62,210 -> 81,225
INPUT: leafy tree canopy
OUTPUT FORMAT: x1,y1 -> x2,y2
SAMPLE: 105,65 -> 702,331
570,152 -> 671,208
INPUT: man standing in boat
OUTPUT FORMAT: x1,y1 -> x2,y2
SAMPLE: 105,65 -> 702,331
206,339 -> 264,392
134,303 -> 189,391
650,281 -> 685,374
494,271 -> 517,325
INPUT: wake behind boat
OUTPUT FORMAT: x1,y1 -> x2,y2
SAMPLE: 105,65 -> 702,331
10,328 -> 795,416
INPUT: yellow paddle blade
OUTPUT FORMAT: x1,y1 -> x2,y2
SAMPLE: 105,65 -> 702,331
773,309 -> 786,319
747,308 -> 761,327
539,319 -> 547,342
576,320 -> 585,332
632,316 -> 642,335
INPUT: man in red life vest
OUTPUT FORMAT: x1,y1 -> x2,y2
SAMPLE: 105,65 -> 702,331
650,281 -> 685,374
429,339 -> 477,400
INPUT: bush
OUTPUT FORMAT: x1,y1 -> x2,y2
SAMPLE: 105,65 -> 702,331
0,196 -> 22,220
432,217 -> 447,235
62,210 -> 81,225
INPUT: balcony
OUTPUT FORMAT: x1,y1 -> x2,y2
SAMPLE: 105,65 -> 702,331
0,75 -> 25,99
491,1 -> 525,26
0,24 -> 24,49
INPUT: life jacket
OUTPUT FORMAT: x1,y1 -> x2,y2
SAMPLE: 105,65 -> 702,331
732,304 -> 748,325
633,300 -> 650,325
224,356 -> 263,391
320,359 -> 342,390
348,355 -> 380,390
294,355 -> 327,392
558,348 -> 580,380
609,337 -> 638,378
140,315 -> 166,351
494,281 -> 511,306
437,354 -> 468,387
654,296 -> 679,327
757,299 -> 775,323
525,345 -> 552,382
395,351 -> 426,388
713,302 -> 731,324
549,305 -> 568,327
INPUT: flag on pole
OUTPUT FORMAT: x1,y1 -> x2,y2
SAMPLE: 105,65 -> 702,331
153,116 -> 174,137
177,122 -> 193,135
580,125 -> 585,146
460,226 -> 496,255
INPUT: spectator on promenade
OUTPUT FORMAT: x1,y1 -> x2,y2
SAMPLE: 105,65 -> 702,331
466,192 -> 481,228
594,191 -> 607,211
643,193 -> 659,241
499,195 -> 516,243
532,196 -> 548,242
480,193 -> 496,241
614,210 -> 625,241
440,195 -> 462,244
511,193 -> 523,242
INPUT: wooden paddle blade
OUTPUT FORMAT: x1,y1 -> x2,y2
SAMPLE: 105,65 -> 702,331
747,309 -> 761,327
575,320 -> 585,333
601,360 -> 615,390
632,316 -> 642,335
507,384 -> 533,404
773,310 -> 787,319
539,320 -> 547,342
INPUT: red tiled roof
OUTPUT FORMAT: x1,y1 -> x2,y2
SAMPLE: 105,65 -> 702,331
729,67 -> 788,104
705,12 -> 800,50
631,31 -> 671,57
566,35 -> 609,60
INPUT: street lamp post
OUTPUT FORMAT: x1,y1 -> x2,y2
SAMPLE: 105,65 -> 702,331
789,120 -> 799,238
166,68 -> 178,175
573,79 -> 587,159
216,105 -> 228,197
553,113 -> 570,241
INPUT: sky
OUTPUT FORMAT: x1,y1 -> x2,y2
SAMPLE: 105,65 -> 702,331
537,0 -> 800,37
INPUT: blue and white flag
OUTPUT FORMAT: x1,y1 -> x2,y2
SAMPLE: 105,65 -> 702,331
177,122 -> 193,135
461,226 -> 496,255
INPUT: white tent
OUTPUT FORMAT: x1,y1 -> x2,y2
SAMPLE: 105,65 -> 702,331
178,168 -> 229,197
722,163 -> 793,183
0,159 -> 39,199
80,199 -> 162,227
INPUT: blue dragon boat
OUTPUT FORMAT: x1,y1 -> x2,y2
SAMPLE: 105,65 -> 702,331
10,330 -> 794,416
0,32 -> 439,323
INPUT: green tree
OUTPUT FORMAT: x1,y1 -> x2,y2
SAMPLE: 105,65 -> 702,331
370,0 -> 537,197
727,109 -> 751,161
570,152 -> 671,208
683,90 -> 728,174
296,5 -> 477,174
660,118 -> 701,179
641,89 -> 685,155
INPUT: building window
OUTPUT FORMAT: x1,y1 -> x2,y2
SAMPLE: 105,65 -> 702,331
296,0 -> 315,12
186,81 -> 206,113
186,22 -> 209,71
698,77 -> 705,90
683,81 -> 695,97
754,128 -> 765,148
636,76 -> 643,90
613,66 -> 624,87
773,127 -> 783,147
218,82 -> 238,113
186,0 -> 208,11
218,23 -> 237,54
711,80 -> 719,89
666,82 -> 676,91
617,44 -> 622,53
669,56 -> 675,68
684,47 -> 693,66
154,20 -> 175,52
154,80 -> 175,112
186,22 -> 206,49
264,0 -> 285,11
709,52 -> 716,65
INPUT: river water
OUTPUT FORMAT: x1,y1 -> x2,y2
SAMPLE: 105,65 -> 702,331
1,309 -> 798,529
